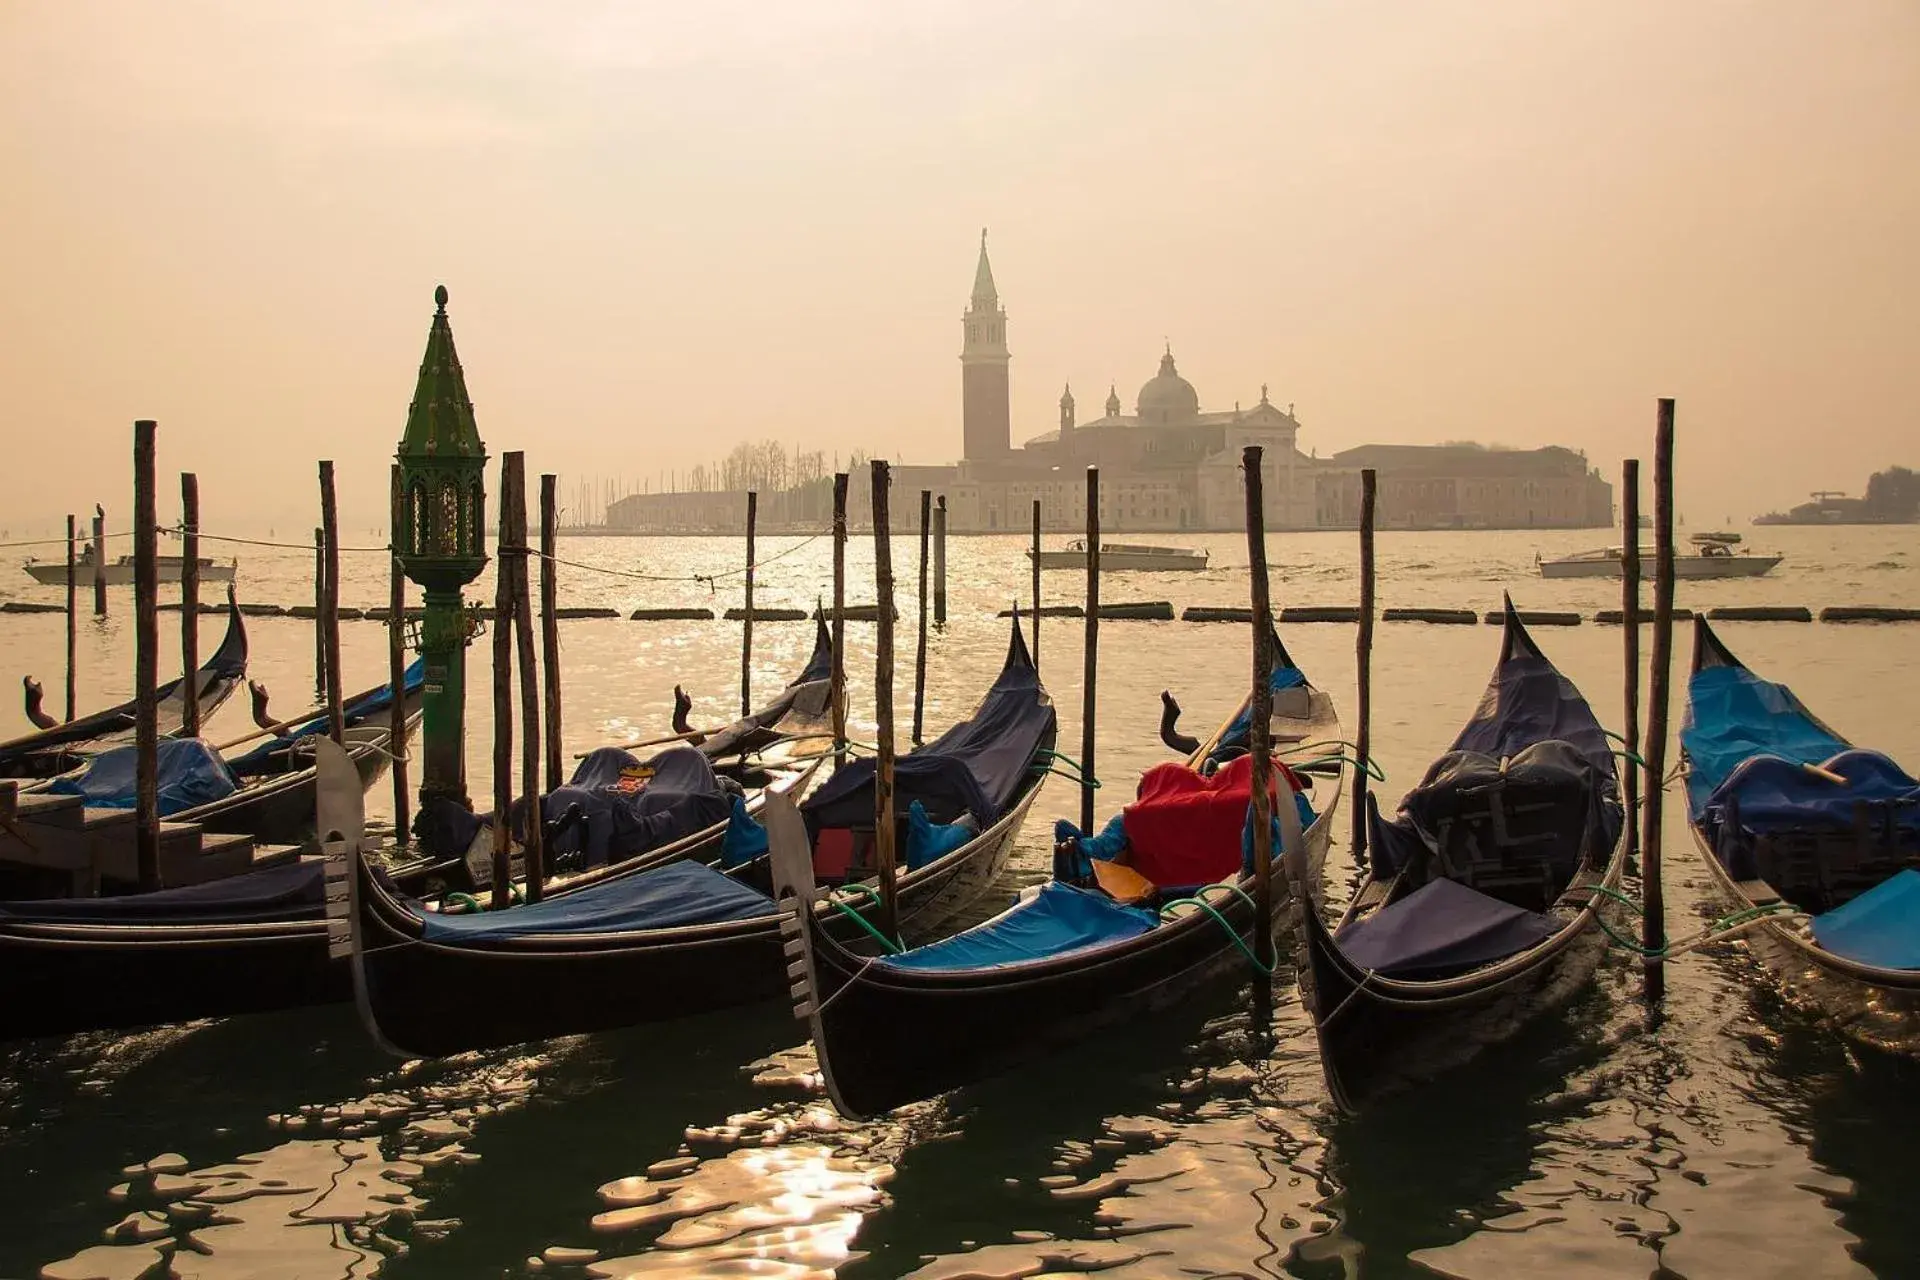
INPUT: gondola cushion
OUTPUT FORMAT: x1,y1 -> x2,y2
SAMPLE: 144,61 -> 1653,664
417,859 -> 773,940
877,881 -> 1156,972
1333,876 -> 1557,979
1811,868 -> 1920,970
1121,754 -> 1306,888
543,746 -> 734,869
50,737 -> 239,816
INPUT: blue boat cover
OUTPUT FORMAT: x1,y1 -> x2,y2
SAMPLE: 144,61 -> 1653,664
878,881 -> 1156,972
0,858 -> 325,925
1367,617 -> 1621,879
1206,666 -> 1308,768
804,620 -> 1053,831
419,858 -> 774,941
1682,662 -> 1849,821
50,737 -> 240,816
1334,876 -> 1557,978
1812,868 -> 1920,970
720,795 -> 769,868
541,746 -> 735,869
229,658 -> 426,773
906,800 -> 975,870
1704,748 -> 1920,837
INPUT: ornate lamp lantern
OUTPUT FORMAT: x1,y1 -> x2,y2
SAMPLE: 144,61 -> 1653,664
395,285 -> 488,809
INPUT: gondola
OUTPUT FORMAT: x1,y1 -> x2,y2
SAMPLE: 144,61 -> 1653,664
770,625 -> 1345,1120
44,661 -> 425,848
0,591 -> 248,778
1290,599 -> 1627,1112
0,630 -> 840,1042
332,615 -> 1056,1059
1683,619 -> 1920,1053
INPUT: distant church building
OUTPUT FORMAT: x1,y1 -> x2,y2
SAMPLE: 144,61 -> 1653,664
605,232 -> 1611,533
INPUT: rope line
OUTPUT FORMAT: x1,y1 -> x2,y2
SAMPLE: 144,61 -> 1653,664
1159,884 -> 1273,975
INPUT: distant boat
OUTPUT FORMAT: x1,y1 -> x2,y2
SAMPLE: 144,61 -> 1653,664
23,545 -> 236,586
1537,533 -> 1780,580
1030,540 -> 1208,572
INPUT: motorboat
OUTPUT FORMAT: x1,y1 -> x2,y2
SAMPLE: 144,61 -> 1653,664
1537,533 -> 1780,580
1030,540 -> 1208,572
24,544 -> 237,586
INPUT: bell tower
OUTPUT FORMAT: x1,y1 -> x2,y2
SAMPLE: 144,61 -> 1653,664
961,228 -> 1010,461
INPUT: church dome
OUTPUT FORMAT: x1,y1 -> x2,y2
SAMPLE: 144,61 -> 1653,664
1136,350 -> 1200,425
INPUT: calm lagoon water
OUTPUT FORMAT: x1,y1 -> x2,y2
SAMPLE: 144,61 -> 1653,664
1,525 -> 1916,1279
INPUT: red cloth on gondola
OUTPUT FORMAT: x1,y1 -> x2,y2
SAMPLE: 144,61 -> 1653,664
1121,754 -> 1304,887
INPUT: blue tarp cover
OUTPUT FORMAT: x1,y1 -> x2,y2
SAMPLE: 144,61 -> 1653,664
805,622 -> 1052,831
419,858 -> 773,941
542,746 -> 734,869
1683,663 -> 1849,821
229,658 -> 426,773
906,800 -> 975,870
1704,748 -> 1920,837
878,881 -> 1156,972
1812,868 -> 1920,970
0,858 -> 325,925
720,796 -> 769,868
51,737 -> 239,816
1207,666 -> 1308,768
1334,876 -> 1557,978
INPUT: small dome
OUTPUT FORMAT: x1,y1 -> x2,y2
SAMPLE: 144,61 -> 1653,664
1136,350 -> 1199,425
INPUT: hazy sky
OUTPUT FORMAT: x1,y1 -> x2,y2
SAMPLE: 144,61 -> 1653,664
2,1 -> 1915,534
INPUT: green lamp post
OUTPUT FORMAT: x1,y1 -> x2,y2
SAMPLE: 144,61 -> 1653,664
396,284 -> 489,811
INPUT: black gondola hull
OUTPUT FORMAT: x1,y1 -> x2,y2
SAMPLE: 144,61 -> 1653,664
1296,873 -> 1615,1111
793,814 -> 1333,1120
345,779 -> 1039,1059
1,920 -> 341,1040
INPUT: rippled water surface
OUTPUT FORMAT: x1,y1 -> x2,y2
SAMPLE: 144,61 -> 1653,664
3,526 -> 1917,1278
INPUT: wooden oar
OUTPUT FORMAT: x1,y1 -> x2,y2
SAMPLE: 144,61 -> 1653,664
1803,762 -> 1848,785
212,701 -> 334,753
571,728 -> 713,761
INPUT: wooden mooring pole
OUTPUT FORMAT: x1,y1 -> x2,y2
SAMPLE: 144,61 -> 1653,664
540,473 -> 563,796
870,460 -> 900,941
932,495 -> 948,626
491,460 -> 516,909
741,490 -> 757,718
64,513 -> 76,721
1243,446 -> 1277,968
180,473 -> 201,737
831,473 -> 849,773
508,455 -> 544,902
133,422 -> 159,892
1081,467 -> 1100,835
914,489 -> 930,747
313,526 -> 327,700
92,505 -> 106,617
319,463 -> 345,744
1030,498 -> 1042,673
388,465 -> 411,845
1621,458 -> 1642,866
1641,402 -> 1677,1002
1352,468 -> 1376,867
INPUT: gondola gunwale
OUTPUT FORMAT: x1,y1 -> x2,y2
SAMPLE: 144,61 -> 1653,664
1684,617 -> 1920,994
1293,597 -> 1629,1110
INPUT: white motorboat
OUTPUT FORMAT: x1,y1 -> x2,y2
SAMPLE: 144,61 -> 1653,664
1537,533 -> 1780,580
24,545 -> 237,587
1030,540 -> 1209,572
